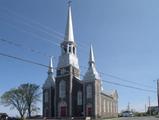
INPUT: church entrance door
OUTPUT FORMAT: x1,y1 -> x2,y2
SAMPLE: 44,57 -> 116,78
87,107 -> 92,116
60,106 -> 67,117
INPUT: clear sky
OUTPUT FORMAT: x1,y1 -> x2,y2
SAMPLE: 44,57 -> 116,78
0,0 -> 159,116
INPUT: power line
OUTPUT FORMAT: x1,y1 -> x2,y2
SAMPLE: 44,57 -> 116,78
0,52 -> 156,93
102,80 -> 156,93
0,6 -> 89,50
0,52 -> 48,68
79,70 -> 156,93
0,38 -> 154,91
0,15 -> 87,53
80,65 -> 153,89
0,38 -> 51,58
0,18 -> 60,47
0,18 -> 153,89
0,7 -> 64,41
0,7 -> 155,92
100,72 -> 153,88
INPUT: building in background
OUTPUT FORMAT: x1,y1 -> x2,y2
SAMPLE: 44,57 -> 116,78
42,3 -> 118,119
147,106 -> 159,115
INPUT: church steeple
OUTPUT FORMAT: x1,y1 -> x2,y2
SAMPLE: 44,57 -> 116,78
48,56 -> 53,74
84,45 -> 100,81
89,44 -> 95,66
57,2 -> 79,70
43,57 -> 55,89
64,2 -> 74,42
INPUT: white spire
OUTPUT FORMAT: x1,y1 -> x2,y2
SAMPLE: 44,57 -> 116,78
48,56 -> 53,73
43,57 -> 55,89
57,2 -> 79,70
64,4 -> 74,42
89,44 -> 95,65
84,45 -> 100,81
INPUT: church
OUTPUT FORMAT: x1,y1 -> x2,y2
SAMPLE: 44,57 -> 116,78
42,3 -> 118,119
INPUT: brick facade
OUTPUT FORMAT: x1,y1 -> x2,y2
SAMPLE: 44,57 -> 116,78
43,69 -> 118,119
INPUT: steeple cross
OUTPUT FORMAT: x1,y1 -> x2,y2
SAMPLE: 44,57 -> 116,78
67,0 -> 72,7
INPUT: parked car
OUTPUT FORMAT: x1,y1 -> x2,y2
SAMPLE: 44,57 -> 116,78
121,111 -> 134,117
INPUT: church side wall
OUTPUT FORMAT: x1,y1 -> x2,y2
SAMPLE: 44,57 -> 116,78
101,93 -> 118,118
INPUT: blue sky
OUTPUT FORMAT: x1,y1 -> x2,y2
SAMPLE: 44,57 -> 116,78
0,0 -> 159,116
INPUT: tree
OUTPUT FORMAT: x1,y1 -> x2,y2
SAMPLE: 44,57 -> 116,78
0,88 -> 27,119
0,83 -> 41,119
19,83 -> 41,118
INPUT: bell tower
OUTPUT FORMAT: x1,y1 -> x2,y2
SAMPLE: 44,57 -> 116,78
55,1 -> 80,118
43,57 -> 55,117
83,45 -> 102,118
57,1 -> 80,78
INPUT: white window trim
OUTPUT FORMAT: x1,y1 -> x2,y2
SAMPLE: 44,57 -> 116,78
59,80 -> 66,98
107,101 -> 109,113
103,99 -> 106,112
86,85 -> 92,99
77,91 -> 82,105
44,91 -> 48,103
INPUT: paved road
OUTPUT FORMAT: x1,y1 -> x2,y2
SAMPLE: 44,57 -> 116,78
106,116 -> 159,120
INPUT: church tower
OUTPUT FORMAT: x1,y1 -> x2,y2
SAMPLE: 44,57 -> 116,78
43,57 -> 55,117
55,2 -> 81,118
83,45 -> 102,118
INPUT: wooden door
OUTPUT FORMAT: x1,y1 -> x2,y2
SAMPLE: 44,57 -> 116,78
60,106 -> 67,117
87,107 -> 92,116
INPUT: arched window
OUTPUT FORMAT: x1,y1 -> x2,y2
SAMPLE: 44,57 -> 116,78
44,91 -> 48,103
69,46 -> 71,53
62,45 -> 67,54
77,91 -> 82,105
103,99 -> 106,112
73,47 -> 75,54
59,80 -> 66,98
107,101 -> 109,113
86,85 -> 92,98
110,101 -> 112,113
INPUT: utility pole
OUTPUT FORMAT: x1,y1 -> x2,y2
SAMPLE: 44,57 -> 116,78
127,102 -> 130,111
145,104 -> 147,113
149,96 -> 151,116
157,80 -> 159,114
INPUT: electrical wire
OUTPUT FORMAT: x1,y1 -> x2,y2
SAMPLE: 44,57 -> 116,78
0,38 -> 51,58
102,80 -> 156,93
0,18 -> 60,47
0,52 -> 156,93
0,6 -> 156,93
0,37 -> 153,90
0,52 -> 48,68
0,7 -> 64,41
0,7 -> 88,48
80,65 -> 153,89
0,35 -> 153,89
